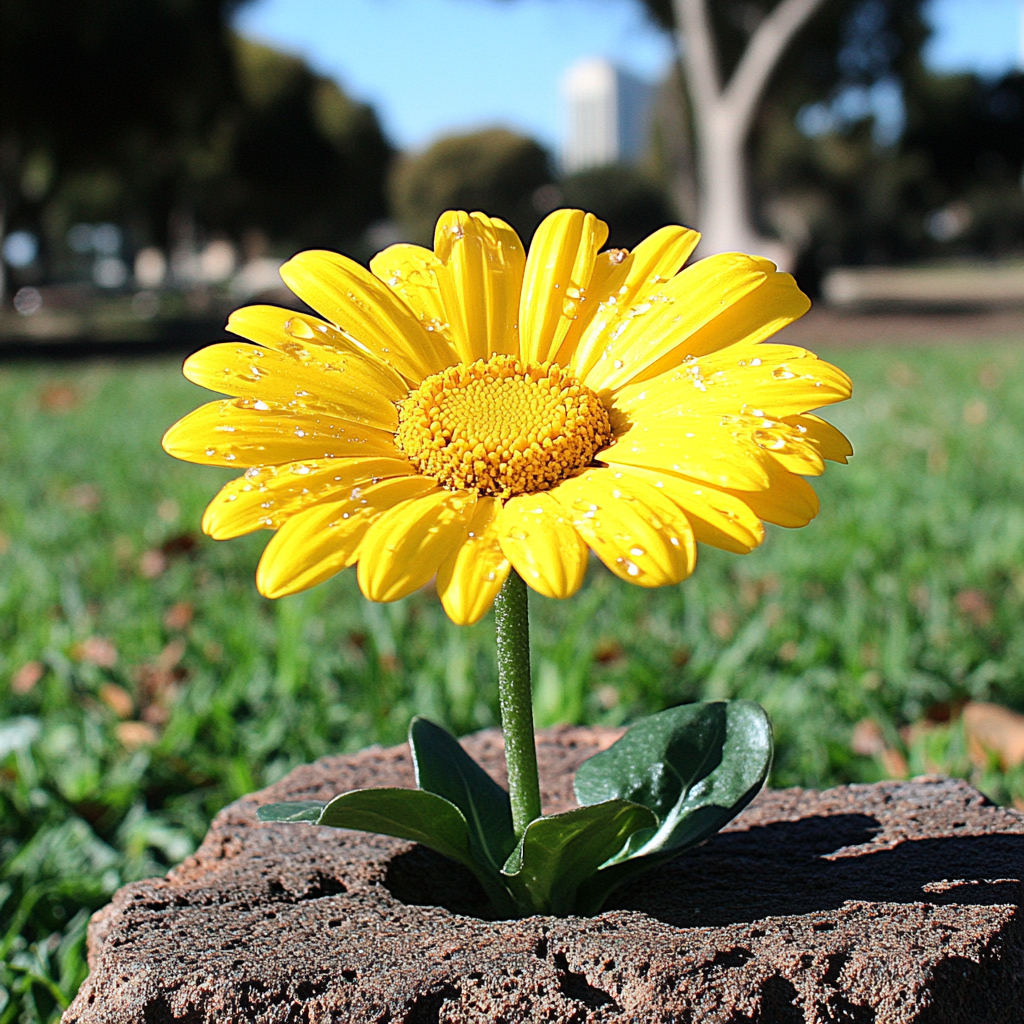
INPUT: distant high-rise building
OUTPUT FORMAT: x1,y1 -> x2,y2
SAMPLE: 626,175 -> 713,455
560,58 -> 654,173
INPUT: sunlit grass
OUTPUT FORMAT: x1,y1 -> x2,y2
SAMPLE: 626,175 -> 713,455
3,338 -> 1024,1019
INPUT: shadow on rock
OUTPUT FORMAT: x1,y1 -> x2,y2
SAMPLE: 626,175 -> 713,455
610,813 -> 1024,928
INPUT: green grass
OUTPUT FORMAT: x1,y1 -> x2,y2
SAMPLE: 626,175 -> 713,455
3,339 -> 1024,1019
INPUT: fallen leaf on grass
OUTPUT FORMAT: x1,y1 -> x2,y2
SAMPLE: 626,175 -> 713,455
11,661 -> 45,694
956,589 -> 993,628
39,383 -> 79,413
99,683 -> 134,719
117,721 -> 159,749
852,718 -> 909,778
163,601 -> 194,630
138,549 -> 167,578
594,639 -> 624,665
852,719 -> 886,757
73,636 -> 118,668
962,701 -> 1024,770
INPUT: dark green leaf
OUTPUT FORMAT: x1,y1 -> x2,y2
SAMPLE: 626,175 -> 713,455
257,801 -> 326,823
317,787 -> 474,867
409,716 -> 515,874
574,700 -> 771,858
573,701 -> 773,913
318,786 -> 517,916
501,800 -> 656,916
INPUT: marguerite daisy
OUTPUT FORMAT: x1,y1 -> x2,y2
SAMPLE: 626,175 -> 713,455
163,209 -> 851,625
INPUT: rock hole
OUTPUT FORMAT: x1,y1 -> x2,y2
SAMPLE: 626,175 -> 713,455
383,845 -> 498,918
812,920 -> 837,932
297,872 -> 347,900
552,952 -> 620,1010
141,995 -> 204,1024
402,983 -> 461,1024
341,969 -> 357,983
819,991 -> 875,1024
823,951 -> 850,987
754,975 -> 803,1024
535,936 -> 548,959
705,946 -> 753,972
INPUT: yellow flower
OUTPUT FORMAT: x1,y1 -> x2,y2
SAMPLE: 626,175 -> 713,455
163,209 -> 852,625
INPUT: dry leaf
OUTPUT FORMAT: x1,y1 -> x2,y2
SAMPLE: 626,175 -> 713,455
962,701 -> 1024,770
163,602 -> 194,631
117,721 -> 159,749
851,719 -> 886,757
99,683 -> 134,719
74,636 -> 118,668
11,661 -> 45,694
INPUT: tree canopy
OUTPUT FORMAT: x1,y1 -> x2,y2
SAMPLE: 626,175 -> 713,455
0,0 -> 391,262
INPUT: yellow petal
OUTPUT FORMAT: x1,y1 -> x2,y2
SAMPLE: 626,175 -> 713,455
619,266 -> 812,387
727,413 -> 825,476
162,398 -> 399,467
551,247 -> 631,366
226,305 -> 409,400
580,254 -> 773,393
201,457 -> 415,539
369,243 -> 456,352
435,496 -> 510,625
498,491 -> 589,599
183,342 -> 399,432
724,461 -> 819,528
784,413 -> 853,463
569,225 -> 700,380
612,341 -> 852,422
550,469 -> 695,587
433,211 -> 525,363
357,489 -> 477,603
280,250 -> 460,382
519,210 -> 609,365
256,476 -> 438,598
609,465 -> 765,554
600,417 -> 772,490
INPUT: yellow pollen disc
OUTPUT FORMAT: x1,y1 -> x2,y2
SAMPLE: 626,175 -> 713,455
394,354 -> 612,498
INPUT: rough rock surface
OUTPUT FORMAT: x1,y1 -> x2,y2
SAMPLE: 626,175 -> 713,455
65,726 -> 1024,1024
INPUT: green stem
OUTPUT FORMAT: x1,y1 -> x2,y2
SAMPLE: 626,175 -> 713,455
494,568 -> 542,838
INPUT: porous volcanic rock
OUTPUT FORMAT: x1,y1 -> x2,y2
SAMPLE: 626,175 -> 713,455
64,726 -> 1024,1024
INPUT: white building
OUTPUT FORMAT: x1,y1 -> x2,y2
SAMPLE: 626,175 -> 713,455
560,58 -> 654,173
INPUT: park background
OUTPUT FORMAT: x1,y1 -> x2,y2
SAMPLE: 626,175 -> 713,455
1,0 -> 1024,1019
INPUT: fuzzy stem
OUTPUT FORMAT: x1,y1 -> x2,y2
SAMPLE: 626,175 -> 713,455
494,569 -> 542,838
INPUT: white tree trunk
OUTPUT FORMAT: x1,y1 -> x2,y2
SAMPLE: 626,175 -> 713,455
672,0 -> 828,266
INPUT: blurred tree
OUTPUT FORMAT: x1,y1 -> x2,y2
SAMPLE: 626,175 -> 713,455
201,37 -> 392,251
389,128 -> 554,245
0,0 -> 243,257
0,0 -> 391,288
640,0 -> 930,261
558,165 -> 676,249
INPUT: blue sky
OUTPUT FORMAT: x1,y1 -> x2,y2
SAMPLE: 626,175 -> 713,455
236,0 -> 1024,152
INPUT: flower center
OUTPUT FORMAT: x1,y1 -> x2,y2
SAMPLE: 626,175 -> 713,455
395,354 -> 612,498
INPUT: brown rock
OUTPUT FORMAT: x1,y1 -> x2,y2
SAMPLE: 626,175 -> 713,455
64,727 -> 1024,1024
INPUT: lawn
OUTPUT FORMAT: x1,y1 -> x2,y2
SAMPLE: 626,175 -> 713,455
3,337 -> 1024,1020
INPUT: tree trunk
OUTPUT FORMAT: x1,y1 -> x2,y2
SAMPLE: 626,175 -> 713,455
672,0 -> 829,267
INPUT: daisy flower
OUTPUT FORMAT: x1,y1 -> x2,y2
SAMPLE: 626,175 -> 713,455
163,209 -> 851,625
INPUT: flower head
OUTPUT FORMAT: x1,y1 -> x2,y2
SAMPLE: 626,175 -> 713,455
163,209 -> 852,625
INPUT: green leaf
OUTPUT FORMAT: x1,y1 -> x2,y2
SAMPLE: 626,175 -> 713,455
572,700 -> 772,913
500,800 -> 657,916
409,717 -> 516,875
257,801 -> 326,822
317,787 -> 475,866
